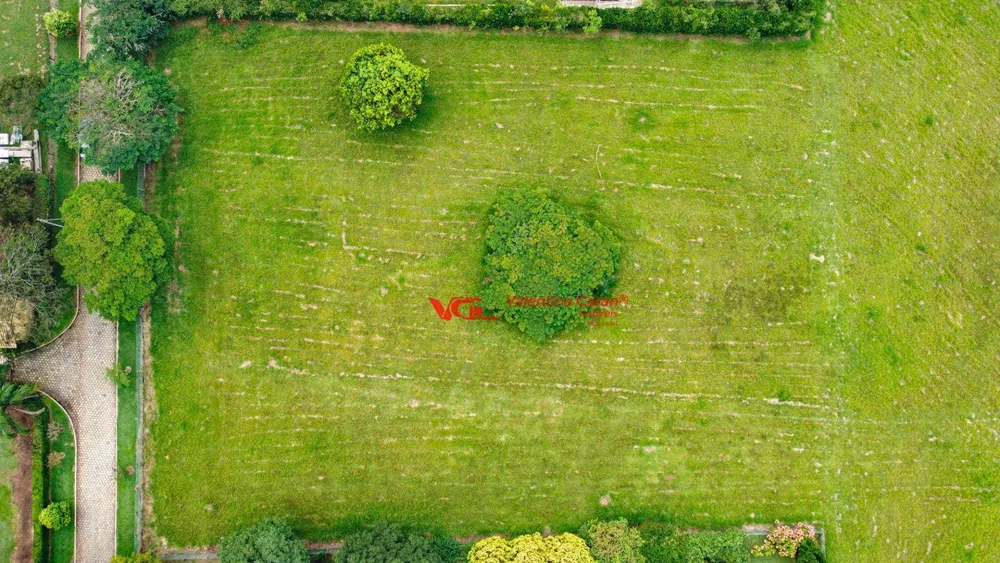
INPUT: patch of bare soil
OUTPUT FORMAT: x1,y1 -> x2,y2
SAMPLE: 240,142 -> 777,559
10,412 -> 34,563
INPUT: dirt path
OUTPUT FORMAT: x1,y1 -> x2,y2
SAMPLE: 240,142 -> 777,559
10,414 -> 33,563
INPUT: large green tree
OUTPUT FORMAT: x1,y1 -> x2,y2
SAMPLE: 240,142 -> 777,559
0,225 -> 67,345
480,190 -> 620,341
0,165 -> 49,226
218,518 -> 308,563
37,58 -> 181,174
54,180 -> 168,321
89,0 -> 171,59
0,73 -> 45,131
0,167 -> 66,346
340,43 -> 429,132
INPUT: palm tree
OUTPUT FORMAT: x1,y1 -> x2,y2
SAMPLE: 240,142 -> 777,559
0,370 -> 42,438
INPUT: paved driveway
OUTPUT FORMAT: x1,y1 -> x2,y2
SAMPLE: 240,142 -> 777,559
13,299 -> 118,563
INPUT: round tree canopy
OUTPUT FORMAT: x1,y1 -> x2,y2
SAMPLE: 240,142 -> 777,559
480,190 -> 620,341
340,43 -> 429,132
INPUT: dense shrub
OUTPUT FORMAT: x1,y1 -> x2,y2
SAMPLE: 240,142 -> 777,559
0,74 -> 45,130
0,166 -> 49,226
39,502 -> 72,530
111,554 -> 159,563
580,520 -> 645,563
218,518 -> 309,563
680,531 -> 748,563
89,0 -> 171,59
795,538 -> 825,563
750,522 -> 816,558
480,190 -> 620,341
340,43 -> 429,132
38,58 -> 181,173
468,533 -> 593,563
637,527 -> 748,563
166,0 -> 821,38
43,10 -> 77,38
54,180 -> 169,321
337,521 -> 459,563
0,378 -> 41,437
106,364 -> 133,387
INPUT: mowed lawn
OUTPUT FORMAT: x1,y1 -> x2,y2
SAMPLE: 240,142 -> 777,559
0,0 -> 48,76
149,2 -> 1000,560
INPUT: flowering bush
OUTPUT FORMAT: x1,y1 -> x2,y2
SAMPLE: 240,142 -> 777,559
750,522 -> 816,558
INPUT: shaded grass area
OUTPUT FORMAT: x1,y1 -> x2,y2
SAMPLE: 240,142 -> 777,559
0,435 -> 17,563
117,317 -> 139,555
43,398 -> 75,563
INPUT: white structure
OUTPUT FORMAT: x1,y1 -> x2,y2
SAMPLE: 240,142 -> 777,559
0,128 -> 42,173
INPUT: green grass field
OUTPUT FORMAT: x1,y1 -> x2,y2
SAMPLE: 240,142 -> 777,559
149,2 -> 1000,560
0,0 -> 47,77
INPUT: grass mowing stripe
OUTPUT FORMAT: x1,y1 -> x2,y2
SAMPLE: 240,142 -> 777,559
150,4 -> 1000,560
151,25 -> 837,545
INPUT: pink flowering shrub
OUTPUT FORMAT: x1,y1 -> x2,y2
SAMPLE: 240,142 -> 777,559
750,522 -> 817,558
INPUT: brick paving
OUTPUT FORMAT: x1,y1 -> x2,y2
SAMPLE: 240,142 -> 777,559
11,3 -> 123,562
13,297 -> 118,563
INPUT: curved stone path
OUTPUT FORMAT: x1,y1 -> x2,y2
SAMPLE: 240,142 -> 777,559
12,297 -> 118,563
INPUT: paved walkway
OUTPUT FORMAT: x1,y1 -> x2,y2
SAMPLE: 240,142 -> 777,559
12,297 -> 118,563
11,4 -> 122,563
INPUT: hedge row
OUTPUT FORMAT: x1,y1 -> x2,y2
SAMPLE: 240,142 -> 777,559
171,0 -> 822,38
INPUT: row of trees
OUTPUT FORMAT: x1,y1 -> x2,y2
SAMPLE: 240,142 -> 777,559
0,166 -> 67,348
208,518 -> 827,563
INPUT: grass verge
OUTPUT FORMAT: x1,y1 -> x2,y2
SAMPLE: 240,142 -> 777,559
117,317 -> 139,555
43,398 -> 74,563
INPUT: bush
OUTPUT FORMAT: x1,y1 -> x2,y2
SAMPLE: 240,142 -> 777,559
218,518 -> 309,563
468,533 -> 593,563
54,180 -> 169,321
583,9 -> 602,34
43,10 -> 77,38
337,521 -> 454,563
38,502 -> 71,530
106,364 -> 133,387
681,531 -> 748,563
0,166 -> 49,226
0,74 -> 45,132
794,538 -> 824,563
340,43 -> 429,132
90,0 -> 171,59
38,58 -> 181,174
480,190 -> 620,341
750,522 -> 816,558
111,554 -> 159,563
580,520 -> 644,563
